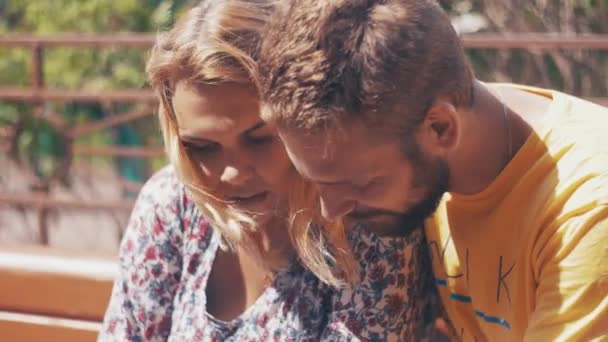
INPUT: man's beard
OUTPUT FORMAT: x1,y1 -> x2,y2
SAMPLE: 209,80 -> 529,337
346,154 -> 450,237
395,156 -> 450,235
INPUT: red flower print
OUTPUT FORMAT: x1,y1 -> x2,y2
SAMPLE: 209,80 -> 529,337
385,294 -> 405,317
153,221 -> 163,236
144,246 -> 157,261
257,314 -> 269,327
98,168 -> 429,341
145,324 -> 155,339
357,241 -> 368,251
397,273 -> 406,287
106,319 -> 117,333
369,265 -> 386,282
195,328 -> 204,340
346,319 -> 362,335
125,239 -> 134,252
137,308 -> 145,323
151,263 -> 163,277
364,248 -> 375,262
368,317 -> 377,327
187,254 -> 200,274
158,316 -> 172,334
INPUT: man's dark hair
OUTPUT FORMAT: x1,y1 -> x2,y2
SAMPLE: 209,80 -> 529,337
259,0 -> 474,135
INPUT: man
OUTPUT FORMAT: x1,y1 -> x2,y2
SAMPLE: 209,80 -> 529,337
257,0 -> 608,341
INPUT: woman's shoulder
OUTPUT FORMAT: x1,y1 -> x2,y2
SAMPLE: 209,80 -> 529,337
124,165 -> 215,254
134,165 -> 209,224
136,165 -> 184,210
103,166 -> 212,341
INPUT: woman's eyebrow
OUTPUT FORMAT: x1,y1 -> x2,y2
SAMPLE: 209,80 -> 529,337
179,135 -> 214,144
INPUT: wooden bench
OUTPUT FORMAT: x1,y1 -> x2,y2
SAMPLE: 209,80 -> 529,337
0,245 -> 116,342
0,245 -> 453,341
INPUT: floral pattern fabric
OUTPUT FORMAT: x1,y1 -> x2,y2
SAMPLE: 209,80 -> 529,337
99,166 -> 434,341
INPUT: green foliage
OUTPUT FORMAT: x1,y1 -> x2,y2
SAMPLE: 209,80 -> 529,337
0,0 -> 195,183
444,1 -> 608,97
0,0 -> 606,185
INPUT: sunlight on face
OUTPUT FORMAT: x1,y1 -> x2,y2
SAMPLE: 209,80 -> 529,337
172,81 -> 295,217
278,123 -> 449,235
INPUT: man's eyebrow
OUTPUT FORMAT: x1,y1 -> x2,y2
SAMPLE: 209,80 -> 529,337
244,120 -> 266,134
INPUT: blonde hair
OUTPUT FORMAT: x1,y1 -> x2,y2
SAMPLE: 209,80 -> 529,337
146,0 -> 356,286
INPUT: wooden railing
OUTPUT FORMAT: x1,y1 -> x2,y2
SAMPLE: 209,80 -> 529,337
1,33 -> 607,244
2,33 -> 607,109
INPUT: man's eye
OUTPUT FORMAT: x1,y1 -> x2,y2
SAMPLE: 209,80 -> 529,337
247,135 -> 275,145
362,177 -> 385,193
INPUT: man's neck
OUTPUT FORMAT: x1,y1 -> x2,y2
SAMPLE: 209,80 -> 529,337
447,81 -> 544,195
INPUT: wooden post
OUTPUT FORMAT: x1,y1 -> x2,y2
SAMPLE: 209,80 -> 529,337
31,44 -> 44,89
30,44 -> 50,245
30,181 -> 50,246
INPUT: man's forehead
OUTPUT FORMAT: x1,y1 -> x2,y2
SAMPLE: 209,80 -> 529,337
278,130 -> 350,179
279,127 -> 352,159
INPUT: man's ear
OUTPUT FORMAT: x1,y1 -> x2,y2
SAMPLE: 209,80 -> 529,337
417,99 -> 459,153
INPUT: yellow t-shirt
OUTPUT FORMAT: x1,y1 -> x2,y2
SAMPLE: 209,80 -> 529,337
425,84 -> 608,342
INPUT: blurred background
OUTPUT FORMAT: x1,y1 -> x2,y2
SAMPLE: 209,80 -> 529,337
0,0 -> 607,255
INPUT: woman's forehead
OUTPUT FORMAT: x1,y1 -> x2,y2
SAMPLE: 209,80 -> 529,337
173,81 -> 261,137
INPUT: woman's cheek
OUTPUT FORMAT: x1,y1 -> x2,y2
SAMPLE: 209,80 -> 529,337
256,144 -> 294,187
193,157 -> 223,187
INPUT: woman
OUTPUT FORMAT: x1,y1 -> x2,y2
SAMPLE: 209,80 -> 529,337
99,1 -> 434,341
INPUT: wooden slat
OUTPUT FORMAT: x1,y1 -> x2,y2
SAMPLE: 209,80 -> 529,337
70,105 -> 155,138
72,145 -> 165,158
0,193 -> 134,211
1,85 -> 604,108
1,33 -> 608,50
0,311 -> 100,342
0,247 -> 116,322
0,87 -> 156,103
0,33 -> 155,48
461,33 -> 608,50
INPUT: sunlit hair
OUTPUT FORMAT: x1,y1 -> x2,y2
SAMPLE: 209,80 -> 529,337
259,0 -> 474,138
146,0 -> 356,286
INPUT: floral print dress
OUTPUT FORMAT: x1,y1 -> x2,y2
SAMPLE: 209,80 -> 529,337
99,167 -> 434,341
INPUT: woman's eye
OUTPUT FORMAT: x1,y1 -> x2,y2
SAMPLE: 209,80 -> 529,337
184,143 -> 220,156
